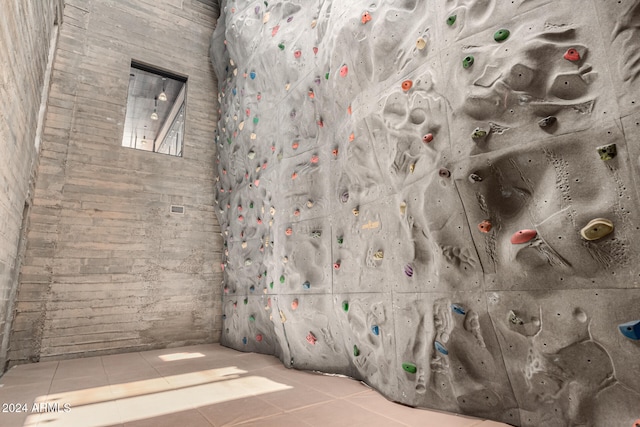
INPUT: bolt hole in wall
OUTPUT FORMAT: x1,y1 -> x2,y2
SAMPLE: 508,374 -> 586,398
122,61 -> 187,156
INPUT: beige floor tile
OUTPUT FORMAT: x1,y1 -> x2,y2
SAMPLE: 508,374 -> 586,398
234,412 -> 313,427
257,383 -> 334,412
290,399 -> 405,427
1,361 -> 58,386
123,409 -> 213,427
48,374 -> 111,394
55,356 -> 105,380
288,370 -> 371,398
197,396 -> 283,427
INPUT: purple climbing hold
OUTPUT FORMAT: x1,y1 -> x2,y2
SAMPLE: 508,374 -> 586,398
404,264 -> 414,277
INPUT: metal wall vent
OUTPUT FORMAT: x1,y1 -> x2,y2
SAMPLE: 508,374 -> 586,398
170,205 -> 185,214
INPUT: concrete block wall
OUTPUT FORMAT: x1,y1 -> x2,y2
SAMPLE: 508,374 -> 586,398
0,0 -> 63,371
7,0 -> 222,365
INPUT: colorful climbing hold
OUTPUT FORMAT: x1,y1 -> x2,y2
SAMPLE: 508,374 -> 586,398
310,154 -> 319,164
291,172 -> 298,180
302,281 -> 311,289
325,72 -> 330,80
333,262 -> 341,270
402,362 -> 417,374
347,105 -> 352,115
292,141 -> 299,150
294,209 -> 300,216
438,168 -> 451,178
278,43 -> 285,50
423,133 -> 434,143
404,264 -> 414,277
510,229 -> 537,244
352,207 -> 359,216
294,50 -> 301,58
580,218 -> 614,241
250,71 -> 256,79
242,337 -> 248,345
306,332 -> 317,345
538,116 -> 557,128
337,236 -> 343,245
332,148 -> 339,157
340,65 -> 349,77
371,325 -> 380,335
373,250 -> 384,260
313,47 -> 318,55
270,281 -> 274,289
478,220 -> 492,233
349,133 -> 355,142
244,297 -> 248,305
285,227 -> 293,235
452,304 -> 466,315
416,37 -> 426,50
256,334 -> 263,342
472,128 -> 487,141
462,55 -> 474,69
493,29 -> 510,42
597,144 -> 617,161
353,345 -> 360,357
271,25 -> 279,37
446,15 -> 456,26
564,48 -> 580,62
308,89 -> 315,99
401,80 -> 413,91
342,301 -> 349,311
618,320 -> 640,340
280,275 -> 285,283
249,315 -> 255,322
434,341 -> 449,355
361,11 -> 372,24
291,298 -> 299,310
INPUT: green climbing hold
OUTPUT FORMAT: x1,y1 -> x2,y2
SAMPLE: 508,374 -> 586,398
227,137 -> 232,145
249,315 -> 255,322
243,298 -> 248,305
494,29 -> 510,42
249,202 -> 254,208
462,55 -> 474,69
472,127 -> 487,140
269,281 -> 274,289
279,275 -> 285,283
264,1 -> 268,6
353,345 -> 360,357
447,15 -> 456,26
278,43 -> 285,50
325,72 -> 330,80
342,301 -> 349,312
402,363 -> 417,374
253,117 -> 259,124
337,236 -> 343,245
597,144 -> 617,161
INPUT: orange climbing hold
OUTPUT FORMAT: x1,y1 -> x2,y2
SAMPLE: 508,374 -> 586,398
308,90 -> 314,98
478,220 -> 492,233
402,80 -> 413,91
361,11 -> 371,24
292,141 -> 299,149
310,154 -> 319,163
349,133 -> 355,142
291,172 -> 298,179
291,299 -> 299,310
332,148 -> 339,156
347,105 -> 352,115
510,229 -> 537,244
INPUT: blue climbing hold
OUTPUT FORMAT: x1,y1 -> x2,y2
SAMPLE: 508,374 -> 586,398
371,325 -> 380,336
302,281 -> 311,289
250,71 -> 256,79
435,341 -> 449,355
452,304 -> 466,315
232,88 -> 237,95
242,337 -> 248,345
249,285 -> 255,293
618,320 -> 640,340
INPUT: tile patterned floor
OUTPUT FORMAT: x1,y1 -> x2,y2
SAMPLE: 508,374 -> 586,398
0,344 -> 511,427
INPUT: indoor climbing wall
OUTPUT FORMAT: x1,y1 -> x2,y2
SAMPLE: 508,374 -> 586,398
210,0 -> 640,425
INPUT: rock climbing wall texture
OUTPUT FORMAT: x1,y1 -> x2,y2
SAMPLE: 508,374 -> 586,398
210,0 -> 640,425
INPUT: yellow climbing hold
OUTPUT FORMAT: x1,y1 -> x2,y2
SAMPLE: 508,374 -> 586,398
580,218 -> 614,241
416,38 -> 426,50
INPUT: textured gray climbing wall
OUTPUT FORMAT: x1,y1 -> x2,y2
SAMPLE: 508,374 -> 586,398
210,1 -> 640,425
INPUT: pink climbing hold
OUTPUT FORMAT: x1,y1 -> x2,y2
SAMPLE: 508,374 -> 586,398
306,332 -> 317,345
286,227 -> 293,236
272,25 -> 279,37
340,65 -> 349,77
423,133 -> 434,143
257,93 -> 262,101
361,11 -> 371,24
294,209 -> 300,216
313,47 -> 318,55
238,215 -> 244,222
256,334 -> 263,342
292,141 -> 299,149
310,155 -> 319,163
291,299 -> 299,310
246,108 -> 250,116
564,48 -> 580,62
333,262 -> 341,270
510,229 -> 537,244
294,50 -> 302,58
257,218 -> 263,224
254,179 -> 260,187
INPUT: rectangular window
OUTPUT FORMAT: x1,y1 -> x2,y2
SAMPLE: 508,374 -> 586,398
122,61 -> 187,157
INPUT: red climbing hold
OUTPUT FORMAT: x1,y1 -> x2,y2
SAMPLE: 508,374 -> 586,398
306,332 -> 317,345
564,48 -> 580,62
310,155 -> 319,163
313,47 -> 318,55
423,133 -> 433,143
256,334 -> 263,342
291,172 -> 298,179
510,229 -> 537,244
291,299 -> 299,310
332,148 -> 339,157
292,141 -> 299,149
238,215 -> 244,222
402,80 -> 413,91
340,65 -> 349,77
478,220 -> 492,233
294,50 -> 301,58
272,25 -> 279,37
361,11 -> 371,24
